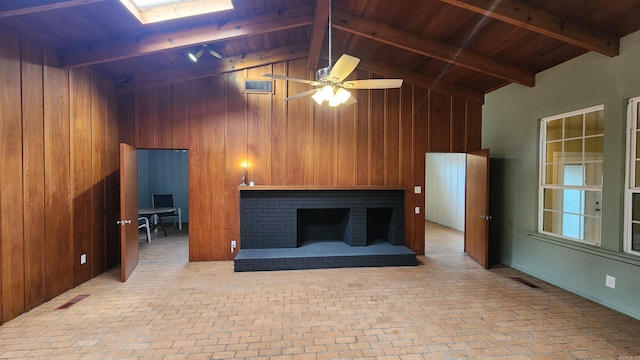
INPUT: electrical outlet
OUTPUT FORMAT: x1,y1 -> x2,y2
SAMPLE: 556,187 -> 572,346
80,253 -> 87,265
414,206 -> 420,214
414,186 -> 421,194
605,275 -> 615,289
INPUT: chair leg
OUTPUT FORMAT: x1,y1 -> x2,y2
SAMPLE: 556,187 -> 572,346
145,220 -> 151,242
178,208 -> 182,230
139,217 -> 151,243
157,217 -> 168,237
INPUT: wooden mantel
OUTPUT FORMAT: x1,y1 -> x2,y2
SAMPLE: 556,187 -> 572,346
238,185 -> 406,191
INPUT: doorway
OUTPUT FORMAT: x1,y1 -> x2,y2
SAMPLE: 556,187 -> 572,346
137,149 -> 189,262
424,153 -> 465,254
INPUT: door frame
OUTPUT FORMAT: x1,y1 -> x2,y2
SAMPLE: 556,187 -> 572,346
424,152 -> 467,253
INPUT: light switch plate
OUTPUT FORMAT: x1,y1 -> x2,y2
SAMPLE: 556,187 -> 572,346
414,206 -> 420,214
414,186 -> 421,194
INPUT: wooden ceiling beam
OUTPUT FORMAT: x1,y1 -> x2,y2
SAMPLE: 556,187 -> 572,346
59,5 -> 315,68
117,43 -> 310,93
332,9 -> 535,87
0,0 -> 107,18
440,0 -> 619,57
361,60 -> 485,104
308,0 -> 329,70
330,48 -> 485,104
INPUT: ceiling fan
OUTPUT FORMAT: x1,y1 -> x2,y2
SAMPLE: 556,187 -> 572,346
262,0 -> 403,107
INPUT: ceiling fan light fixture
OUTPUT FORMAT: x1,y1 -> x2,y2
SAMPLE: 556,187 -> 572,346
312,91 -> 325,106
312,85 -> 334,105
335,88 -> 351,104
311,86 -> 352,107
329,96 -> 341,107
321,85 -> 334,98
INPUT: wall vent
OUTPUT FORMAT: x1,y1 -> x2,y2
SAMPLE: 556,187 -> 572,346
56,294 -> 90,309
244,79 -> 273,94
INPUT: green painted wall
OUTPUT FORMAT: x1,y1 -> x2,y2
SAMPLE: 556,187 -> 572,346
484,30 -> 640,320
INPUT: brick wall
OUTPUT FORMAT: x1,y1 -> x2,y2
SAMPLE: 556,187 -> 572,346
239,190 -> 404,249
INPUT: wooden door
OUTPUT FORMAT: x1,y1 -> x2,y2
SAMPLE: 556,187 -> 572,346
465,149 -> 490,268
119,143 -> 139,281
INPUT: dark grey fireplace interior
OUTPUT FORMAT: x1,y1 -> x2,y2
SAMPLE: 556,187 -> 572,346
367,208 -> 393,245
297,208 -> 351,245
235,189 -> 417,271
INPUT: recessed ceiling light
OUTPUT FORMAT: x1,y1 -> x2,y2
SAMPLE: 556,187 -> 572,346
118,0 -> 234,24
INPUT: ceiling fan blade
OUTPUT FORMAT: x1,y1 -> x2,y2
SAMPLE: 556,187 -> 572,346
344,95 -> 358,106
284,88 -> 320,101
263,73 -> 322,86
328,54 -> 360,82
342,79 -> 404,89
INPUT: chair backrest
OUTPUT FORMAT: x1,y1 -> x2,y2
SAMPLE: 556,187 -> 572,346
152,194 -> 174,208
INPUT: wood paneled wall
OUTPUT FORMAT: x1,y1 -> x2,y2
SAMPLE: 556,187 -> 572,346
0,26 -> 119,325
119,57 -> 482,261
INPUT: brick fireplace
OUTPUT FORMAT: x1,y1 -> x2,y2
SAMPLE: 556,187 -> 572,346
235,187 -> 416,271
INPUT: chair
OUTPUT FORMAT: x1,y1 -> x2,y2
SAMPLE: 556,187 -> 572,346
138,216 -> 151,242
152,194 -> 182,230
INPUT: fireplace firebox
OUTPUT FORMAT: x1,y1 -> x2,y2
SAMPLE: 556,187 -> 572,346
297,208 -> 351,245
367,208 -> 393,245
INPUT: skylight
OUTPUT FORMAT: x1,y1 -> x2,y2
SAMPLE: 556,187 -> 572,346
130,0 -> 184,9
118,0 -> 234,24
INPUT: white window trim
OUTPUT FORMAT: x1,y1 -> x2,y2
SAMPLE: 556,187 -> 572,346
538,104 -> 604,246
624,97 -> 640,256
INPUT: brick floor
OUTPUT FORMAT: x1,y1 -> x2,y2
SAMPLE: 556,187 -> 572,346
0,223 -> 639,359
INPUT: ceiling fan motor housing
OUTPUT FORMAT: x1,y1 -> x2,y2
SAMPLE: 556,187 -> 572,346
316,67 -> 331,81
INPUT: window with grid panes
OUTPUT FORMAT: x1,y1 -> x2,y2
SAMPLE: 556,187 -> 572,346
625,97 -> 640,255
539,105 -> 604,245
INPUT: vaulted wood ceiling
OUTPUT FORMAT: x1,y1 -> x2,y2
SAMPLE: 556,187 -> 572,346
2,0 -> 640,103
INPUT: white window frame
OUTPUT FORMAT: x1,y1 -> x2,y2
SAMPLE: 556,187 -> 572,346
624,97 -> 640,256
538,105 -> 604,246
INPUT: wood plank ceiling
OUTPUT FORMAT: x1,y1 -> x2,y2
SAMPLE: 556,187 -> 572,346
2,0 -> 640,102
